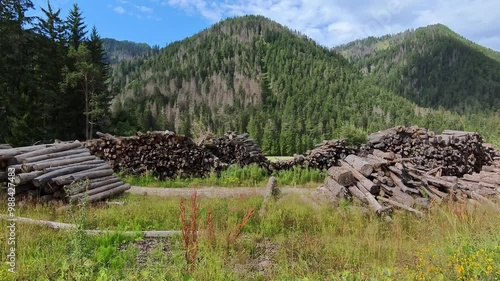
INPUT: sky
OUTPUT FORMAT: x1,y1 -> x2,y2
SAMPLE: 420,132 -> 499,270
32,0 -> 500,51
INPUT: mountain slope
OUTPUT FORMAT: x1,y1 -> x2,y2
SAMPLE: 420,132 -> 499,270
102,38 -> 153,64
109,17 -> 500,154
335,24 -> 500,113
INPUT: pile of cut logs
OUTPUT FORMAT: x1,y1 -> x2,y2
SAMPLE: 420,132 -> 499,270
0,142 -> 130,203
316,151 -> 500,217
200,132 -> 270,170
85,131 -> 224,179
366,126 -> 493,176
271,140 -> 356,171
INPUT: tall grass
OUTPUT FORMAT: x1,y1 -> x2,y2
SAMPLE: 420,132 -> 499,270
1,193 -> 499,280
120,165 -> 326,188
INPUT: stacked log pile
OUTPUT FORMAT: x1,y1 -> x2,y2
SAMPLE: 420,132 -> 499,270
272,140 -> 356,171
85,131 -> 223,179
365,126 -> 493,177
316,152 -> 500,216
200,132 -> 270,169
0,142 -> 130,203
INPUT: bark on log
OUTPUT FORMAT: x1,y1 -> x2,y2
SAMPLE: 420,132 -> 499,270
66,177 -> 121,195
12,142 -> 82,164
52,169 -> 114,185
347,185 -> 368,204
69,181 -> 125,202
0,144 -> 55,161
389,172 -> 419,194
14,171 -> 44,185
324,177 -> 347,199
33,164 -> 105,187
28,156 -> 97,171
355,182 -> 385,214
85,184 -> 130,203
22,148 -> 88,164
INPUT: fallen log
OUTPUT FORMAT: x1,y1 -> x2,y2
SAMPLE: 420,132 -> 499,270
14,171 -> 44,185
345,155 -> 373,177
68,181 -> 125,202
389,172 -> 419,194
327,167 -> 352,186
355,182 -> 387,214
33,164 -> 104,187
0,214 -> 181,237
85,184 -> 131,203
377,196 -> 425,217
66,177 -> 121,196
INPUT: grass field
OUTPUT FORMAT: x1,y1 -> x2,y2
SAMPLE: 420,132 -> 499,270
120,165 -> 325,188
1,192 -> 499,281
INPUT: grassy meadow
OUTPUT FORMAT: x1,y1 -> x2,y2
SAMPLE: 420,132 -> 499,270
1,192 -> 499,281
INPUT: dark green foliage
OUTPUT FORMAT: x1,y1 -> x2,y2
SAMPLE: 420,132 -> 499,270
0,1 -> 113,145
102,38 -> 152,64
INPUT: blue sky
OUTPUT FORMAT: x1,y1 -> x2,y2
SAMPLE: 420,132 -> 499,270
32,0 -> 500,51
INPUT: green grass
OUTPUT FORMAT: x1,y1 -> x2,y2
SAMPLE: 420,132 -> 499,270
266,156 -> 294,163
1,194 -> 499,280
120,164 -> 325,188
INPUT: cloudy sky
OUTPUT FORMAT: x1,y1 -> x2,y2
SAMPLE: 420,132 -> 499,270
35,0 -> 500,50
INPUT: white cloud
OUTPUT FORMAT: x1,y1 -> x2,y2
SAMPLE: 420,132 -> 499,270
136,5 -> 154,13
114,6 -> 126,14
163,0 -> 500,50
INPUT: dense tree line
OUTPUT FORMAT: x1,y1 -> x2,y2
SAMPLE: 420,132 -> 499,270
0,1 -> 113,145
108,16 -> 500,155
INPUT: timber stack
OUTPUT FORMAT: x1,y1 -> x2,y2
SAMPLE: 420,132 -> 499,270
85,131 -> 224,179
365,126 -> 493,176
0,141 -> 130,204
200,132 -> 270,170
316,151 -> 500,217
272,140 -> 356,171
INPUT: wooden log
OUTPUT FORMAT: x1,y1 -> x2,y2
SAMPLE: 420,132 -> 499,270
327,167 -> 352,186
344,155 -> 373,177
482,166 -> 500,173
52,169 -> 114,185
425,175 -> 459,191
347,185 -> 368,204
355,182 -> 385,214
84,184 -> 130,203
377,196 -> 425,217
68,181 -> 125,202
0,214 -> 181,237
13,171 -> 44,185
22,148 -> 88,164
11,142 -> 81,164
372,149 -> 395,160
44,160 -> 106,172
340,160 -> 379,194
0,144 -> 55,161
415,185 -> 443,204
66,177 -> 121,195
0,171 -> 6,181
33,164 -> 105,187
324,177 -> 347,199
0,144 -> 13,149
27,156 -> 97,172
389,172 -> 419,194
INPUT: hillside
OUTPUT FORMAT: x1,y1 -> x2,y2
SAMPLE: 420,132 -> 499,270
109,16 -> 500,154
335,24 -> 500,113
102,38 -> 153,64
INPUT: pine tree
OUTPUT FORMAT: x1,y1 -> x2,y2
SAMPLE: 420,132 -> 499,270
67,3 -> 86,49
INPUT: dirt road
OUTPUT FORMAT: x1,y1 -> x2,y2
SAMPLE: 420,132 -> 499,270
126,186 -> 312,198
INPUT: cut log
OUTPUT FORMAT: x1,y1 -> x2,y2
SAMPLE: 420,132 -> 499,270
27,156 -> 97,171
11,142 -> 81,164
372,149 -> 395,160
340,160 -> 379,194
389,172 -> 419,194
14,171 -> 44,185
324,177 -> 347,199
347,185 -> 368,204
68,181 -> 125,202
344,155 -> 373,177
33,164 -> 105,187
327,167 -> 353,186
377,196 -> 425,217
0,144 -> 55,161
51,169 -> 114,185
66,177 -> 121,195
355,182 -> 386,214
85,184 -> 130,203
22,148 -> 88,164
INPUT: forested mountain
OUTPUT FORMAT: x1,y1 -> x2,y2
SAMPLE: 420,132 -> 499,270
335,24 -> 500,114
108,16 -> 500,155
102,38 -> 153,64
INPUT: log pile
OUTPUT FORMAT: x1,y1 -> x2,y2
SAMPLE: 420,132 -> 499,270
85,131 -> 224,179
316,152 -> 500,216
365,126 -> 493,177
271,140 -> 356,171
0,142 -> 130,203
200,132 -> 270,169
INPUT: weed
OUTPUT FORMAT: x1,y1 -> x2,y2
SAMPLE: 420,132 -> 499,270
226,208 -> 255,251
179,192 -> 199,273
